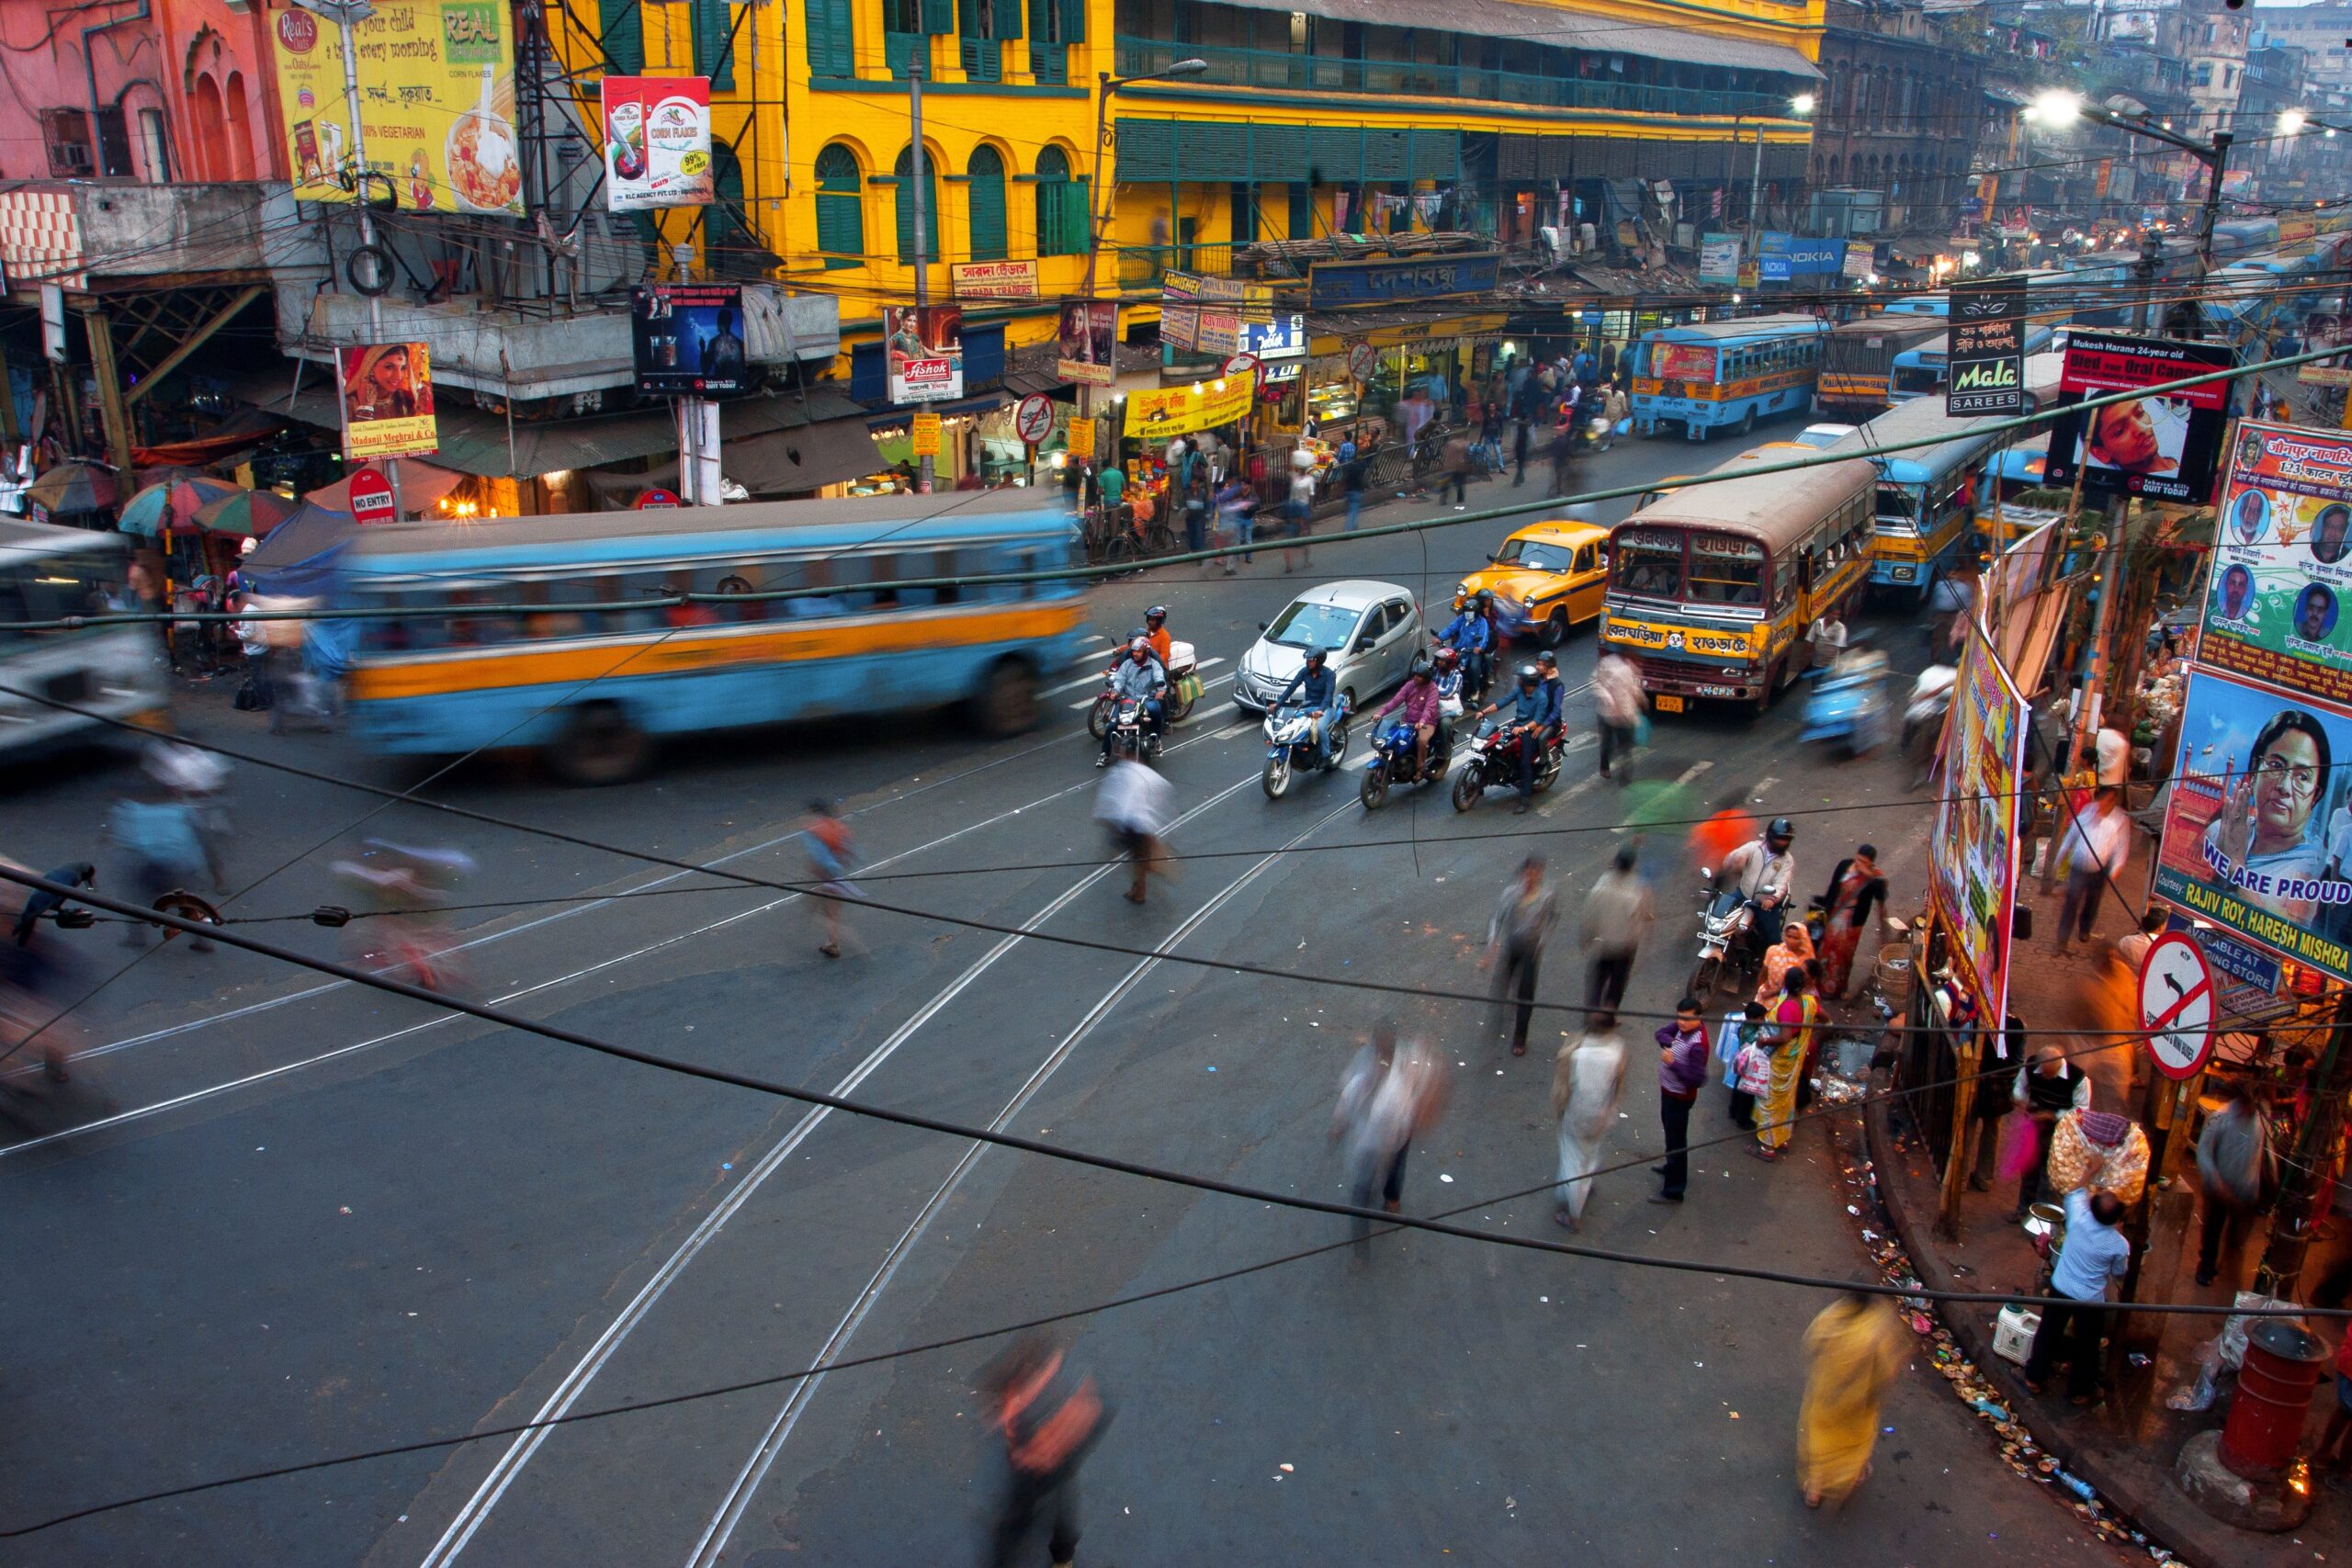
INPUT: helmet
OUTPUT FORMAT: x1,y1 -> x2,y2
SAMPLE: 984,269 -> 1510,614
1535,649 -> 1558,669
1303,645 -> 1327,667
1766,817 -> 1795,849
1146,604 -> 1167,625
1408,652 -> 1434,680
1516,663 -> 1540,687
1432,644 -> 1459,667
1129,636 -> 1151,657
1476,589 -> 1495,609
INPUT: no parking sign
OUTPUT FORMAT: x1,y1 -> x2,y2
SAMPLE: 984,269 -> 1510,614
2137,932 -> 2215,1081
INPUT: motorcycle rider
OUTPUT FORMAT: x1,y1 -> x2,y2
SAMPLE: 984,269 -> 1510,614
1713,817 -> 1798,957
1273,645 -> 1341,768
1098,635 -> 1168,767
1476,663 -> 1552,814
1142,604 -> 1172,671
1375,653 -> 1445,782
1437,589 -> 1498,702
1430,644 -> 1465,714
1533,649 -> 1566,750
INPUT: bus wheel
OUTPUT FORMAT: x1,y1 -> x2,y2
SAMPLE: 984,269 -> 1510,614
971,657 -> 1040,737
1754,665 -> 1780,716
1739,406 -> 1758,436
549,702 -> 650,786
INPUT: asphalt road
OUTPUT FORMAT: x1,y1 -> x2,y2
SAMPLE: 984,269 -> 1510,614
0,417 -> 2130,1566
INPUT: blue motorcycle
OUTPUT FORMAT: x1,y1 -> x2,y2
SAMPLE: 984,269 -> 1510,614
1800,646 -> 1890,756
1360,716 -> 1453,809
1261,695 -> 1350,800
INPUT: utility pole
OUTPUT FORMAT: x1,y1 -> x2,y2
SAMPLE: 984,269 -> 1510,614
908,50 -> 935,495
1747,122 -> 1767,268
673,243 -> 721,506
310,0 -> 405,522
2257,1001 -> 2352,1299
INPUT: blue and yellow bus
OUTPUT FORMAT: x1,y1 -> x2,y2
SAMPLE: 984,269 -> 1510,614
1887,319 -> 2059,403
343,491 -> 1086,783
1630,315 -> 1830,442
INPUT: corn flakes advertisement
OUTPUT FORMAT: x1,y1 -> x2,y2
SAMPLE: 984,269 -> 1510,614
270,0 -> 523,215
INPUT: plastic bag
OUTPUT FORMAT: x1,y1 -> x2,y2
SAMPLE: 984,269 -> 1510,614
1997,1112 -> 2042,1185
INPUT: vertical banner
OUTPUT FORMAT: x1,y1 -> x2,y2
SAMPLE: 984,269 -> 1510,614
339,343 -> 439,460
1948,279 -> 2026,416
2201,419 -> 2352,705
885,306 -> 964,402
602,77 -> 714,212
1056,299 -> 1116,387
2041,333 -> 2236,503
630,284 -> 748,394
1928,618 -> 2027,1022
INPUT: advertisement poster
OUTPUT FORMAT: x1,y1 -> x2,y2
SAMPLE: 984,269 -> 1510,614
1928,619 -> 2026,1021
952,260 -> 1039,299
2202,420 -> 2352,705
2042,333 -> 2235,503
630,284 -> 748,394
271,1 -> 522,214
339,343 -> 438,460
2297,304 -> 2352,389
1842,241 -> 1873,281
1699,235 -> 1741,287
601,77 -> 712,212
1124,378 -> 1254,439
1056,299 -> 1116,387
1653,344 -> 1719,383
1948,280 -> 2026,417
886,307 -> 963,403
2152,665 -> 2352,980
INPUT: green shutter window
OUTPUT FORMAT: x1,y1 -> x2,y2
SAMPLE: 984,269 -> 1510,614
922,0 -> 955,33
1057,0 -> 1084,44
1035,145 -> 1086,257
894,145 -> 940,263
957,0 -> 999,82
994,0 -> 1023,39
599,0 -> 644,75
814,142 -> 865,268
692,0 -> 737,90
1287,181 -> 1312,240
805,0 -> 853,75
1026,0 -> 1064,80
967,144 -> 1007,261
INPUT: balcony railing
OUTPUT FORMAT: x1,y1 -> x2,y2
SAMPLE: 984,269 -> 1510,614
1114,37 -> 1797,121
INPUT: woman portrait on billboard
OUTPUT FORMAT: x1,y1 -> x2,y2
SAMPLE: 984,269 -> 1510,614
2203,707 -> 2332,922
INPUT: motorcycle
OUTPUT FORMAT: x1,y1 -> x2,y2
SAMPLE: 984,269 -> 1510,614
1261,695 -> 1349,800
1107,694 -> 1163,767
1449,717 -> 1562,812
1090,641 -> 1199,738
1360,716 -> 1454,809
1689,880 -> 1761,1001
1799,645 -> 1890,756
1902,663 -> 1958,785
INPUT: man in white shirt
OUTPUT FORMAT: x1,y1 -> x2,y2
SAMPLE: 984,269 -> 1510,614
2095,725 -> 2130,788
2055,786 -> 2131,955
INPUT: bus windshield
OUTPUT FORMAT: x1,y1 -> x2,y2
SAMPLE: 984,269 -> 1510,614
1611,528 -> 1685,599
1874,483 -> 1921,534
1687,533 -> 1767,606
0,550 -> 115,645
1891,361 -> 1942,399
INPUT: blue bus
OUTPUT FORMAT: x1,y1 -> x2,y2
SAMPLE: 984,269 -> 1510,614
1630,314 -> 1830,442
1887,319 -> 2060,403
342,491 -> 1088,783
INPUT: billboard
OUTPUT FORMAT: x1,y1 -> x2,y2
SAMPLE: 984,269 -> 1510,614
2202,420 -> 2352,706
1056,299 -> 1116,387
2152,666 -> 2352,980
271,1 -> 523,215
1699,234 -> 1741,286
1124,378 -> 1253,439
1928,618 -> 2027,1021
2297,305 -> 2352,388
1948,280 -> 2026,416
631,284 -> 748,395
886,306 -> 963,402
1306,252 -> 1500,309
339,343 -> 438,460
2042,333 -> 2234,503
601,77 -> 713,212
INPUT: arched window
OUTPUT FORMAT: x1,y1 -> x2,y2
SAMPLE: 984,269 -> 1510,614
893,145 -> 938,263
191,73 -> 227,181
707,140 -> 748,269
967,144 -> 1007,261
1035,144 -> 1086,258
814,142 -> 865,268
224,73 -> 254,179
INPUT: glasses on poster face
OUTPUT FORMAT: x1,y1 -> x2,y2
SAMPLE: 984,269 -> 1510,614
2256,753 -> 2321,794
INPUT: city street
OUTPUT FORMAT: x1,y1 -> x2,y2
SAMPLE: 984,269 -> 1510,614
0,421 -> 2127,1565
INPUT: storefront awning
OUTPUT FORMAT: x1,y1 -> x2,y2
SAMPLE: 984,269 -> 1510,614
1206,0 -> 1820,78
1305,310 -> 1510,357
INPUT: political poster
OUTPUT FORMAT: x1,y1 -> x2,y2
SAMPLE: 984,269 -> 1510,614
339,343 -> 438,460
2202,420 -> 2352,707
1123,378 -> 1253,439
2152,665 -> 2352,981
2041,333 -> 2235,503
270,0 -> 523,214
601,77 -> 713,212
1056,299 -> 1116,387
886,306 -> 964,403
2296,306 -> 2352,389
1928,618 -> 2027,1021
630,284 -> 748,395
1948,280 -> 2026,417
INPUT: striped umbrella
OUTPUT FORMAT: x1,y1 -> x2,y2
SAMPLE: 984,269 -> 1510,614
193,488 -> 300,538
166,476 -> 241,522
26,461 -> 119,515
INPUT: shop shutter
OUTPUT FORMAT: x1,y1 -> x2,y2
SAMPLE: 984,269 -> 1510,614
1057,0 -> 1084,43
804,0 -> 853,75
895,146 -> 940,261
1183,121 -> 1248,181
1361,127 -> 1408,181
814,143 -> 865,267
693,0 -> 736,90
1409,129 -> 1460,180
967,144 -> 1008,261
922,0 -> 955,33
1309,125 -> 1362,186
599,0 -> 643,74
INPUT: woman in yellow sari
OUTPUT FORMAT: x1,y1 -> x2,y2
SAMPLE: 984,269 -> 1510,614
1753,965 -> 1818,1159
1799,1292 -> 1908,1507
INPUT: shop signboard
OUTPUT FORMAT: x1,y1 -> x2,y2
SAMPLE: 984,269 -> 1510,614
636,488 -> 682,510
271,0 -> 524,214
630,284 -> 748,395
951,260 -> 1040,299
886,306 -> 964,403
1947,279 -> 2026,417
1306,252 -> 1500,310
910,411 -> 942,458
2151,664 -> 2352,982
1124,378 -> 1253,439
1238,314 -> 1306,360
1056,299 -> 1116,387
2201,420 -> 2352,707
2296,307 -> 2352,388
600,76 -> 712,212
338,343 -> 438,461
2161,912 -> 2283,995
1842,241 -> 1873,281
1927,617 -> 2026,1021
1163,305 -> 1241,357
2041,332 -> 2234,503
1698,234 -> 1741,286
1067,415 -> 1096,457
1759,237 -> 1842,281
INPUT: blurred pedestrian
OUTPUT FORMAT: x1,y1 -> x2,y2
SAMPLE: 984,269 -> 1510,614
1752,966 -> 1818,1160
1654,996 -> 1710,1202
802,799 -> 861,959
1546,418 -> 1574,497
2006,1045 -> 2090,1216
1600,384 -> 1629,450
2053,786 -> 2130,954
8,860 -> 93,949
1580,844 -> 1652,1013
2193,1078 -> 2273,1288
1282,455 -> 1316,574
109,790 -> 212,951
1340,440 -> 1368,534
1512,416 -> 1532,488
2115,908 -> 2165,973
1797,1292 -> 1907,1508
1182,466 -> 1211,557
1552,1010 -> 1627,1230
1331,1019 -> 1449,1259
1486,854 -> 1558,1057
1591,650 -> 1645,784
2026,1188 -> 2131,1405
1444,426 -> 1474,510
1093,756 -> 1171,906
1815,845 -> 1885,1000
1690,787 -> 1757,877
978,1335 -> 1110,1568
1216,476 -> 1253,573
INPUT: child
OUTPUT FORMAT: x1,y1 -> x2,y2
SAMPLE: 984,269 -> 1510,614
802,799 -> 860,959
1727,1001 -> 1771,1130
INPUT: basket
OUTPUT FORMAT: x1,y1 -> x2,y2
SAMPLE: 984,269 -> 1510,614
1873,939 -> 1914,1005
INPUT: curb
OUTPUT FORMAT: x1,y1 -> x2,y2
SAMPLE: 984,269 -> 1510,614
1863,1079 -> 2228,1568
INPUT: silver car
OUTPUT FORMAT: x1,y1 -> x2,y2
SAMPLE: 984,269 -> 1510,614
1232,579 -> 1426,714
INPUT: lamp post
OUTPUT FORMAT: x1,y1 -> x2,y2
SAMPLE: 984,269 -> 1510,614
1737,94 -> 1814,291
2030,91 -> 2233,327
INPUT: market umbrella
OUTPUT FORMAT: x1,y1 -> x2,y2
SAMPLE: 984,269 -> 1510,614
305,459 -> 465,514
192,488 -> 300,538
27,461 -> 119,514
167,476 -> 240,521
117,483 -> 175,536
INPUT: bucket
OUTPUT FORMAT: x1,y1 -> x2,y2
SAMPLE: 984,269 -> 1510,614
1874,939 -> 1914,1004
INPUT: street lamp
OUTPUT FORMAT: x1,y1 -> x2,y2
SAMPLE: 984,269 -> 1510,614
2279,108 -> 2310,139
1740,92 -> 1814,282
2029,88 -> 2233,292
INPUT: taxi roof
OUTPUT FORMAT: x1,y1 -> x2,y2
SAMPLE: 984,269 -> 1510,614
1503,516 -> 1611,545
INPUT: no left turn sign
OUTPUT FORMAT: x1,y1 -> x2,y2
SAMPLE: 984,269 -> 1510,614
2137,931 -> 2215,1081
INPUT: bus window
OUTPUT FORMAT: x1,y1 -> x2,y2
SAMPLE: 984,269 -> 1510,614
6,555 -> 111,629
1770,558 -> 1797,617
1874,484 -> 1919,529
1688,534 -> 1764,606
1611,528 -> 1684,599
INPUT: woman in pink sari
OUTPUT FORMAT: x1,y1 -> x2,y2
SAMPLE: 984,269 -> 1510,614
1816,845 -> 1887,1000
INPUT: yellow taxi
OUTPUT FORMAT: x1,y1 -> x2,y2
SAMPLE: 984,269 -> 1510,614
1453,518 -> 1611,646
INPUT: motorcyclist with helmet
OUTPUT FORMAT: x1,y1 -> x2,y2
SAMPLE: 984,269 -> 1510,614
1532,649 -> 1566,750
1273,646 -> 1341,766
1097,633 -> 1168,766
1375,653 -> 1445,782
1142,604 -> 1172,670
1713,817 -> 1797,953
1437,590 -> 1498,703
1476,663 -> 1551,814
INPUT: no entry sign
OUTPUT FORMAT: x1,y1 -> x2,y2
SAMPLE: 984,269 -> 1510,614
2137,931 -> 2216,1081
1013,393 -> 1055,446
347,469 -> 396,525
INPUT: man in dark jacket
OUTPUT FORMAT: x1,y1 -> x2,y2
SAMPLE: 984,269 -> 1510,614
1655,996 -> 1711,1201
980,1336 -> 1109,1568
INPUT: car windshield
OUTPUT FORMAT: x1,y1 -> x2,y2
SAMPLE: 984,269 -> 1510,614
1496,539 -> 1576,573
1265,599 -> 1363,649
